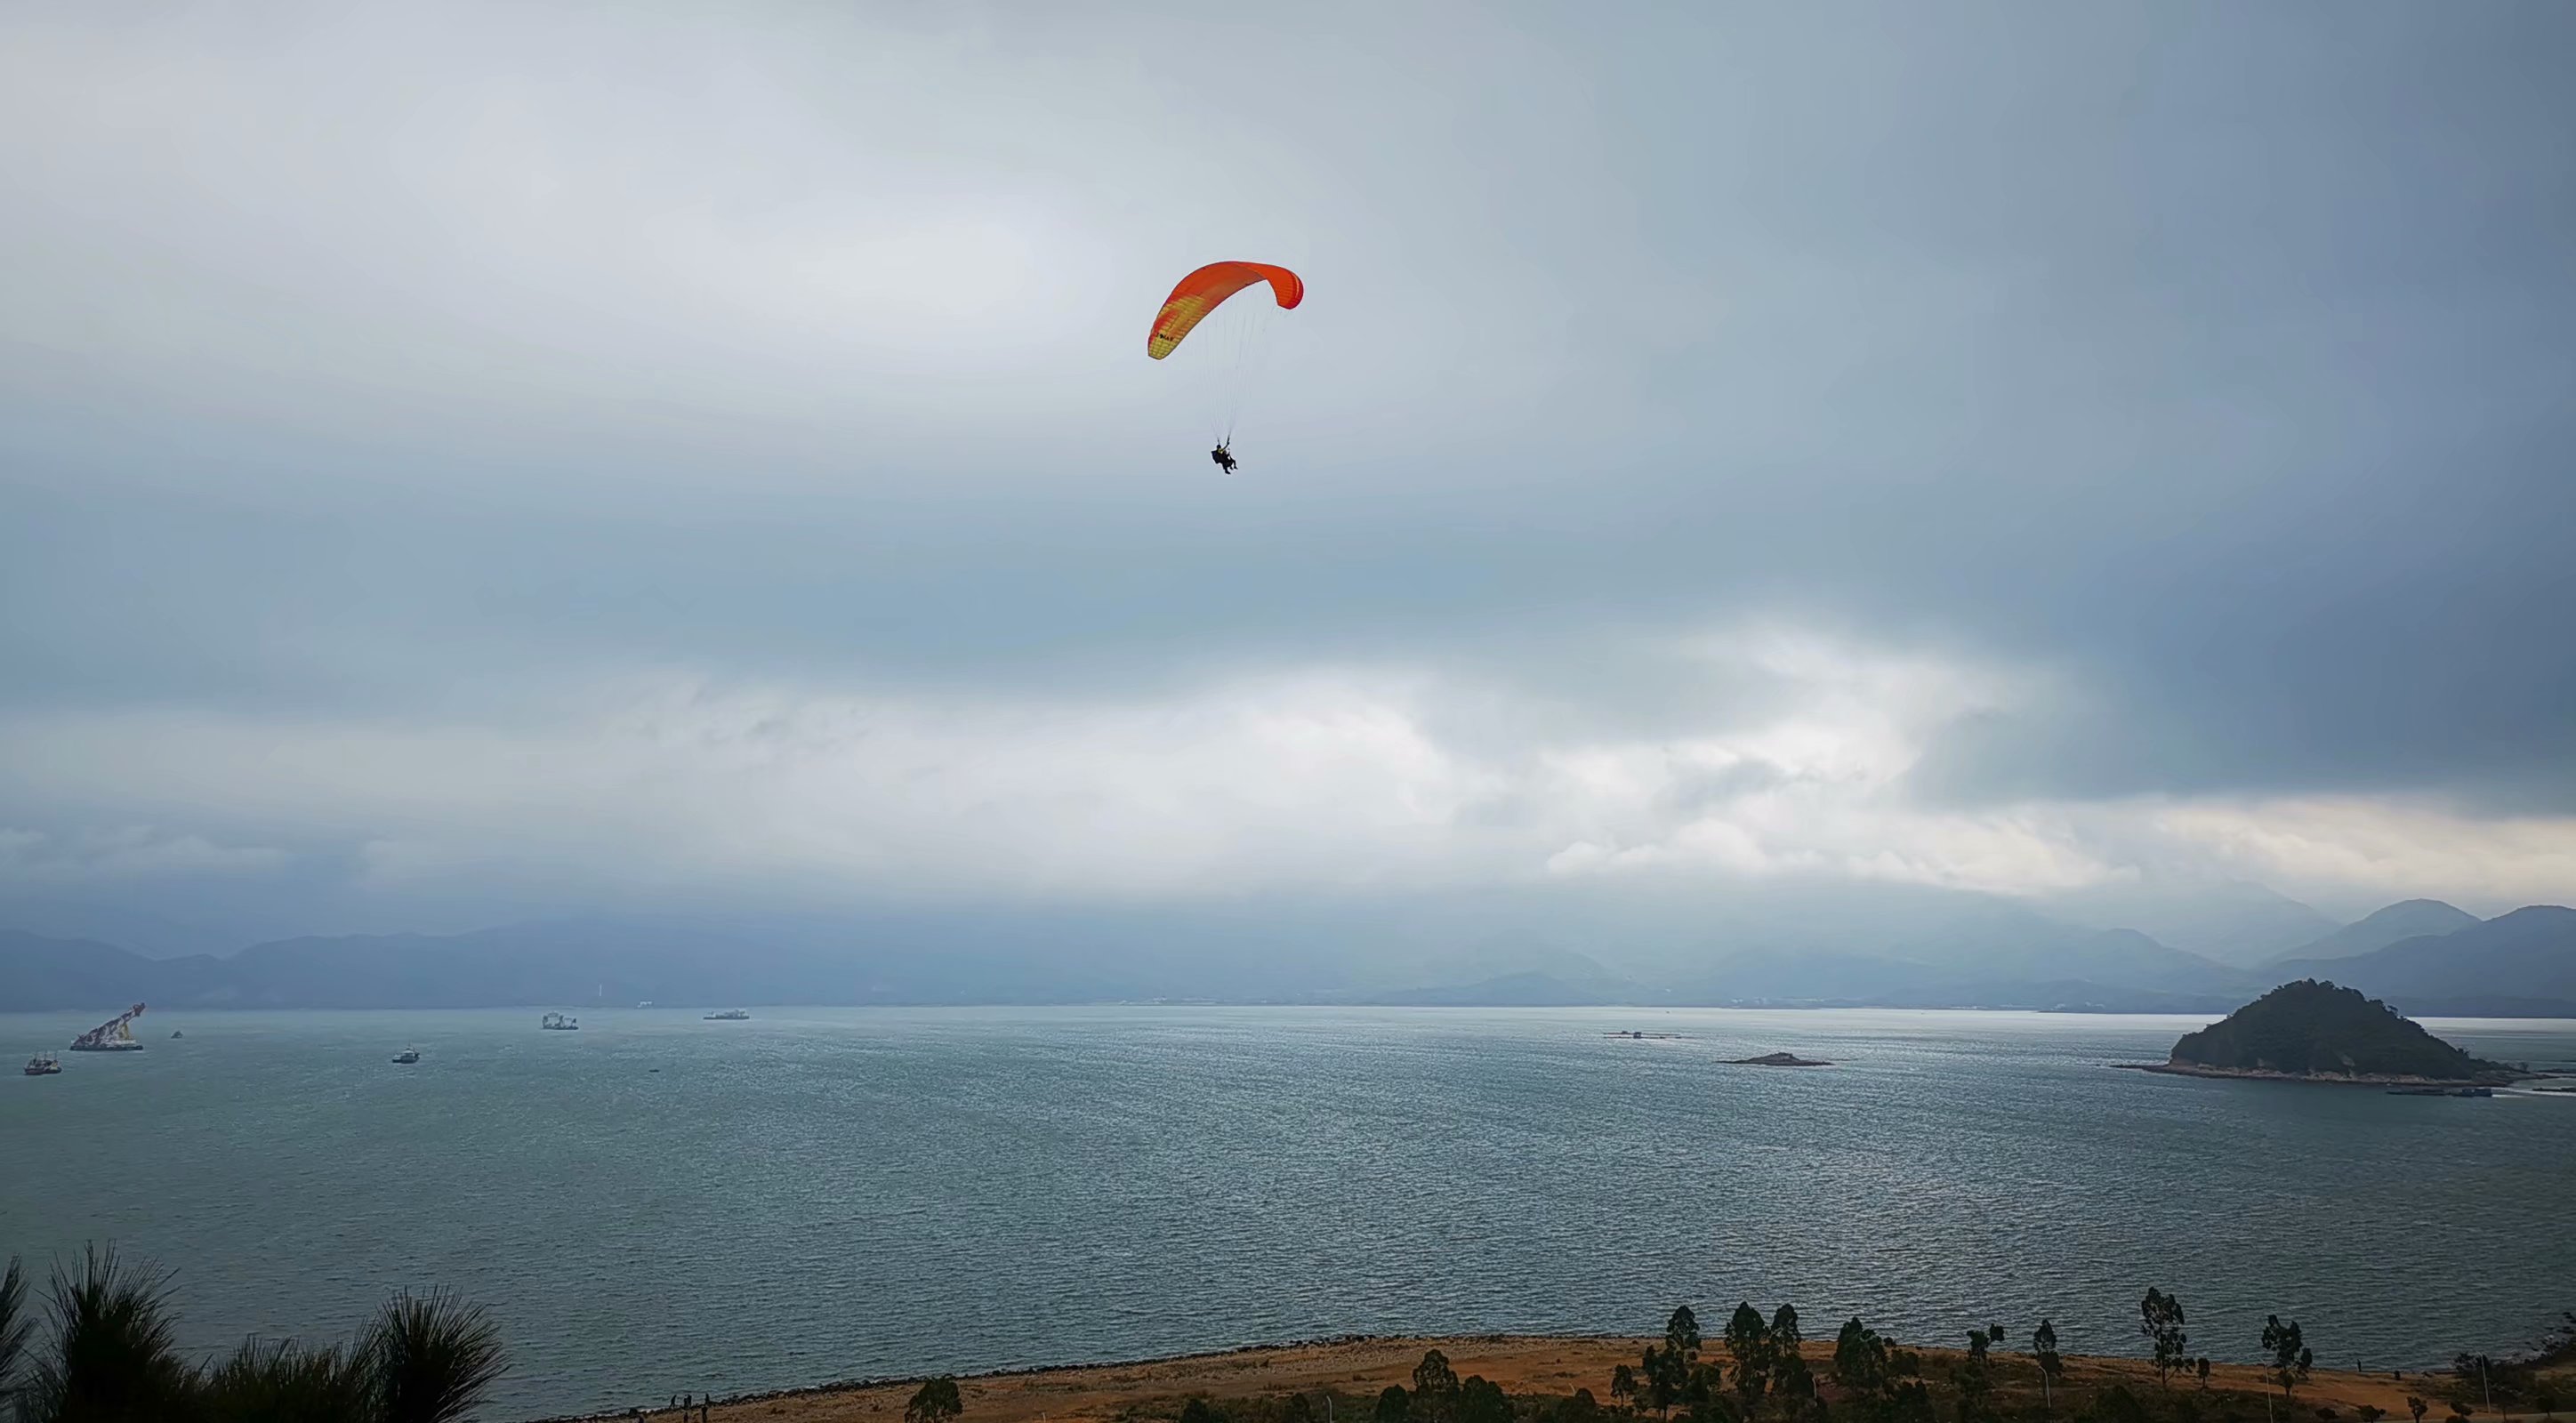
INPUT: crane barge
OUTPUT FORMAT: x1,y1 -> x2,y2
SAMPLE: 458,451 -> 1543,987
69,1002 -> 147,1052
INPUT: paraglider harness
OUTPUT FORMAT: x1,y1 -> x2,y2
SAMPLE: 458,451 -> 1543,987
1211,443 -> 1238,475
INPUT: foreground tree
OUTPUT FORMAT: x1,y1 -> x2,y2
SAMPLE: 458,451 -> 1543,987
1413,1350 -> 1462,1423
2406,1396 -> 2427,1423
2,1250 -> 505,1423
1376,1385 -> 1412,1423
1833,1319 -> 1891,1400
2139,1290 -> 2190,1388
1954,1331 -> 1993,1423
2031,1320 -> 2065,1417
1461,1377 -> 1510,1423
200,1338 -> 372,1423
1769,1306 -> 1812,1414
0,1258 -> 29,1402
369,1290 -> 506,1423
2096,1386 -> 2152,1423
1725,1305 -> 1771,1411
1644,1307 -> 1704,1418
17,1246 -> 199,1422
1682,1384 -> 1733,1423
908,1377 -> 966,1423
2262,1317 -> 2313,1403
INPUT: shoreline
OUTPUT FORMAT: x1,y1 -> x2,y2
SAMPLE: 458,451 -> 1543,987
2114,1061 -> 2534,1087
537,1332 -> 2488,1423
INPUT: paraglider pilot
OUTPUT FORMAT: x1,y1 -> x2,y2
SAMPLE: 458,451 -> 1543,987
1211,443 -> 1238,475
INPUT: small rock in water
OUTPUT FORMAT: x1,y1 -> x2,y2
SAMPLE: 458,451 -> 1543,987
1727,1050 -> 1832,1067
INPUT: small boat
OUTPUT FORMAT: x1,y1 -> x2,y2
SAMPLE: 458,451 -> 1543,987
636,1000 -> 655,1009
170,1030 -> 183,1039
540,1012 -> 580,1031
391,1048 -> 422,1065
703,1009 -> 751,1021
23,1053 -> 61,1076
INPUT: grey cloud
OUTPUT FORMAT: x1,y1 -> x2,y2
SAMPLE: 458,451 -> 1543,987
4,2 -> 2574,930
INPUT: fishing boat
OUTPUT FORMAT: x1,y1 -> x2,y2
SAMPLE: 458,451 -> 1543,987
23,1053 -> 61,1076
540,1012 -> 579,1031
703,1009 -> 751,1021
391,1048 -> 422,1065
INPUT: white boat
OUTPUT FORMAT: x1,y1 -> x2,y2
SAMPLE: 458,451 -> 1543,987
391,1048 -> 422,1064
23,1053 -> 61,1076
540,1012 -> 580,1031
703,1009 -> 751,1021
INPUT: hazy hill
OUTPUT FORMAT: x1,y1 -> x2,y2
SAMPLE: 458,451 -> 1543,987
2267,905 -> 2576,1017
1376,970 -> 1639,1007
2271,899 -> 2479,965
0,929 -> 163,1009
2165,979 -> 2512,1081
6,896 -> 2569,1015
2041,880 -> 2339,969
0,910 -> 1630,1010
1670,896 -> 2250,1008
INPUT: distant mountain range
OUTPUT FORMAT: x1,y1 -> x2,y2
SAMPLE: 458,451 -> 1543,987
2043,880 -> 2342,969
2269,905 -> 2576,1017
2266,898 -> 2483,966
5,888 -> 2567,1017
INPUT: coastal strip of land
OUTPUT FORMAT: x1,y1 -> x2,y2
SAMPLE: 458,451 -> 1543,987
2113,1063 -> 2532,1087
574,1334 -> 2479,1423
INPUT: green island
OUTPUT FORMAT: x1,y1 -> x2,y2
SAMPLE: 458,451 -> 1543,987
2126,980 -> 2522,1087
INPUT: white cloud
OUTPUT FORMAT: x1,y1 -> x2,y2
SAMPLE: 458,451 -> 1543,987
3,626 -> 2572,914
2153,798 -> 2576,913
0,825 -> 286,885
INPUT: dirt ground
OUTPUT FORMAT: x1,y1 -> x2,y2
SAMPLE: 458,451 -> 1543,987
653,1335 -> 2493,1423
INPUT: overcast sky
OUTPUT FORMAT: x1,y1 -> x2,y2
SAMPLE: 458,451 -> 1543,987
4,2 -> 2572,939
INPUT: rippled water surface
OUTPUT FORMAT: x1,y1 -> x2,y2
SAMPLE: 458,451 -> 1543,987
4,1007 -> 2572,1419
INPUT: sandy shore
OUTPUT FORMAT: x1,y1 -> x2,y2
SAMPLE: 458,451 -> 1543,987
586,1334 -> 2466,1423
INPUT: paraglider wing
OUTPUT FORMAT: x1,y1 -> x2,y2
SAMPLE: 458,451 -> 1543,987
1146,261 -> 1303,359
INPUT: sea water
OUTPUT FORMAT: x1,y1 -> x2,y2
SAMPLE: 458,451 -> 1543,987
3,1006 -> 2571,1419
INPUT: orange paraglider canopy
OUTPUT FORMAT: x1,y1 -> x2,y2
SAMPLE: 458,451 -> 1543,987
1146,261 -> 1303,359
